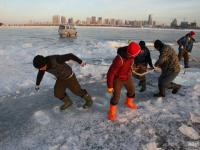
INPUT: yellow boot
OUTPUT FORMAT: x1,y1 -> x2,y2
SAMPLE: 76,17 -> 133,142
108,104 -> 117,121
125,97 -> 137,109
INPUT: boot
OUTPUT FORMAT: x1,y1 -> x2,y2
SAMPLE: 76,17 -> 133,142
82,94 -> 93,109
154,85 -> 165,97
172,84 -> 181,94
139,80 -> 146,92
60,96 -> 73,110
125,97 -> 137,109
184,60 -> 190,68
108,104 -> 117,121
153,93 -> 165,97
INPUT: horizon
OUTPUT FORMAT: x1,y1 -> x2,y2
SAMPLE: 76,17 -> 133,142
1,0 -> 200,25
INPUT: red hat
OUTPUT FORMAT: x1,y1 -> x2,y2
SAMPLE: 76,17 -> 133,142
127,42 -> 141,57
190,31 -> 196,36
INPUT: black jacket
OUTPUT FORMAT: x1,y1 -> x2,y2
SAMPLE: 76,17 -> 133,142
36,53 -> 82,85
134,46 -> 153,67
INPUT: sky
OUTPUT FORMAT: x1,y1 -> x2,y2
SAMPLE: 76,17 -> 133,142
1,0 -> 200,25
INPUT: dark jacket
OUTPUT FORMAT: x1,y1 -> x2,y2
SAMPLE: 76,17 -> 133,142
134,46 -> 153,67
177,34 -> 195,52
36,53 -> 82,85
107,46 -> 134,88
155,45 -> 180,73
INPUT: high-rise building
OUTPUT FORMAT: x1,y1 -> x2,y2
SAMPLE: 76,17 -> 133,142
91,16 -> 96,24
61,16 -> 67,24
110,18 -> 115,26
86,17 -> 91,25
190,22 -> 197,28
180,21 -> 189,28
97,17 -> 103,25
170,19 -> 178,28
148,14 -> 153,26
104,18 -> 109,25
52,15 -> 61,25
68,18 -> 74,24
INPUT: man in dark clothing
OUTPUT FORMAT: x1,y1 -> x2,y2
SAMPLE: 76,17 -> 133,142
133,41 -> 154,92
177,31 -> 196,68
154,40 -> 181,97
33,53 -> 93,110
107,42 -> 141,121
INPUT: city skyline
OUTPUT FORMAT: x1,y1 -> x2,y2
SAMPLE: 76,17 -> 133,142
1,0 -> 200,25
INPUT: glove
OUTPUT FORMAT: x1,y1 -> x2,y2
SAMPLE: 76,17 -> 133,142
35,85 -> 40,91
81,61 -> 86,67
107,88 -> 113,93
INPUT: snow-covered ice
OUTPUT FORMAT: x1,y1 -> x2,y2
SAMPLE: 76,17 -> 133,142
0,27 -> 200,150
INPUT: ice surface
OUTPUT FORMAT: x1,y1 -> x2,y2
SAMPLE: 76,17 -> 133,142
0,27 -> 200,150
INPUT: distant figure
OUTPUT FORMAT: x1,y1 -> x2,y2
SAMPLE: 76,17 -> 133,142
154,40 -> 181,97
132,41 -> 154,92
177,31 -> 196,68
33,53 -> 93,110
107,42 -> 141,121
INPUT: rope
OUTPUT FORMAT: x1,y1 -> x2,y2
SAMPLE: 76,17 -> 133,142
86,63 -> 110,67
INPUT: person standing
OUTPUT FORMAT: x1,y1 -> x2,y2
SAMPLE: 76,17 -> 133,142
133,41 -> 154,92
107,42 -> 141,121
33,53 -> 93,110
154,40 -> 181,97
177,31 -> 196,68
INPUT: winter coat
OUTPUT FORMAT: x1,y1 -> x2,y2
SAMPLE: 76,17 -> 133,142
155,45 -> 180,73
107,46 -> 134,88
134,46 -> 153,67
36,53 -> 82,85
177,35 -> 195,53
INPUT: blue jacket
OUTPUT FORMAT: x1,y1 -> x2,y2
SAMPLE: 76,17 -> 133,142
177,35 -> 195,52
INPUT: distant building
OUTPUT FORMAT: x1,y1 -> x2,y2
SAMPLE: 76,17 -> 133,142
52,15 -> 61,25
75,20 -> 81,25
61,16 -> 67,24
116,19 -> 123,26
68,18 -> 74,24
110,18 -> 115,26
86,17 -> 91,25
153,21 -> 156,26
104,18 -> 110,25
180,21 -> 189,28
190,22 -> 197,28
171,18 -> 178,28
97,17 -> 103,25
91,16 -> 96,24
148,14 -> 153,26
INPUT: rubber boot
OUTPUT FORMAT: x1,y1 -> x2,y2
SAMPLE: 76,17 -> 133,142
60,96 -> 73,110
82,94 -> 93,109
108,104 -> 117,121
184,59 -> 190,68
125,97 -> 137,109
139,80 -> 146,92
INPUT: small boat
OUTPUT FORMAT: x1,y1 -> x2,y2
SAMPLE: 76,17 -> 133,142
58,24 -> 77,38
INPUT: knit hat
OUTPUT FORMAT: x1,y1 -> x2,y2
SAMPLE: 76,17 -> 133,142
190,31 -> 196,36
139,41 -> 146,49
33,55 -> 46,69
154,40 -> 164,50
127,42 -> 141,57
